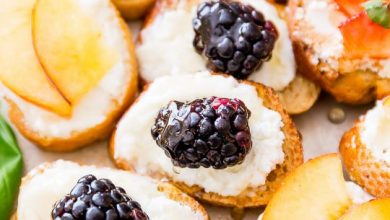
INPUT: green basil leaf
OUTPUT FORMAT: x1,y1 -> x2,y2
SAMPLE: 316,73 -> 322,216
0,115 -> 23,220
364,0 -> 390,28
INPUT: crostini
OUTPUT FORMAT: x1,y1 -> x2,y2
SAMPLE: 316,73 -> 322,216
112,0 -> 156,20
16,160 -> 208,220
288,0 -> 390,104
0,0 -> 138,151
136,0 -> 320,114
261,154 -> 375,220
340,97 -> 390,198
110,72 -> 303,207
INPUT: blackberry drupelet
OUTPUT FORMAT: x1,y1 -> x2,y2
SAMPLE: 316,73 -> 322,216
193,0 -> 278,79
52,175 -> 149,220
151,97 -> 252,169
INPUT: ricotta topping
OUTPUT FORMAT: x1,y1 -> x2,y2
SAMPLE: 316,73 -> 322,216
345,181 -> 374,204
0,0 -> 133,137
360,100 -> 390,164
17,160 -> 205,220
291,0 -> 390,75
114,72 -> 285,196
137,0 -> 296,91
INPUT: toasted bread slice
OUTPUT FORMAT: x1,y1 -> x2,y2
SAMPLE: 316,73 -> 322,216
112,0 -> 155,20
287,0 -> 390,104
110,72 -> 303,207
340,99 -> 390,198
16,160 -> 208,220
136,0 -> 320,114
1,0 -> 138,151
277,74 -> 321,114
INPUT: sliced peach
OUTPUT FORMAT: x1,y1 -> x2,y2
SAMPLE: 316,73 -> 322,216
0,0 -> 71,116
263,154 -> 352,220
32,0 -> 118,104
339,12 -> 390,59
383,96 -> 390,106
340,199 -> 390,220
335,0 -> 365,16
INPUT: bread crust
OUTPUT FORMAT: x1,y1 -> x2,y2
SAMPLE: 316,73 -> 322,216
287,0 -> 390,105
112,0 -> 156,20
15,162 -> 209,220
340,119 -> 390,198
138,0 -> 320,114
109,74 -> 303,208
5,5 -> 139,152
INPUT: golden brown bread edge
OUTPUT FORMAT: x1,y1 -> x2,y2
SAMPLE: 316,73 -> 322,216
13,162 -> 209,220
340,119 -> 390,198
138,0 -> 320,114
112,0 -> 156,20
287,0 -> 390,105
5,7 -> 139,152
109,74 -> 304,208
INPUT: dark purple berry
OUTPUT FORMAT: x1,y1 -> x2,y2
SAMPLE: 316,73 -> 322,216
193,0 -> 278,79
151,97 -> 252,169
72,201 -> 87,218
106,209 -> 118,220
52,175 -> 149,220
86,207 -> 104,220
217,37 -> 234,58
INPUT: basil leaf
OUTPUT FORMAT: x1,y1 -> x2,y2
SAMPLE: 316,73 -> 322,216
364,0 -> 390,28
0,115 -> 23,220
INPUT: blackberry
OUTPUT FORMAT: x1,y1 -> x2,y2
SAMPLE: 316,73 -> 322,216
193,0 -> 278,79
151,97 -> 252,169
52,175 -> 149,220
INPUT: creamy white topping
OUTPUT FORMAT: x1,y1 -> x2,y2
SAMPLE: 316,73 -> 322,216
17,160 -> 205,220
257,181 -> 373,220
1,0 -> 133,137
291,0 -> 390,74
113,72 -> 285,196
137,0 -> 296,91
379,60 -> 390,78
345,181 -> 374,204
360,100 -> 390,164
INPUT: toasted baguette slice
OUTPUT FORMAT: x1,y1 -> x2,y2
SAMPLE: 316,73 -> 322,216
110,72 -> 303,207
112,0 -> 155,20
287,0 -> 390,104
136,0 -> 320,114
16,160 -> 208,220
2,0 -> 138,152
340,99 -> 390,198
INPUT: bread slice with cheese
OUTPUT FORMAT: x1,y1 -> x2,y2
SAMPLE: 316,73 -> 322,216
15,160 -> 209,220
340,97 -> 390,198
112,0 -> 156,20
0,0 -> 138,151
110,72 -> 303,207
287,0 -> 390,104
136,0 -> 320,114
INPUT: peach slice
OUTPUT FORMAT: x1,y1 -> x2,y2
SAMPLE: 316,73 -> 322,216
0,0 -> 71,116
334,0 -> 366,17
339,12 -> 390,59
263,154 -> 352,220
32,0 -> 118,104
383,96 -> 390,106
340,198 -> 390,220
